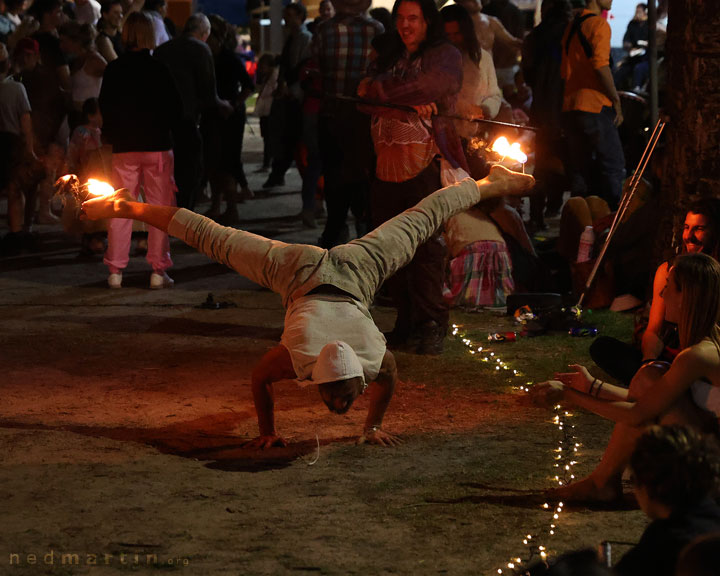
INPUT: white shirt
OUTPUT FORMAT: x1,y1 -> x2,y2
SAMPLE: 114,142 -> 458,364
280,294 -> 386,385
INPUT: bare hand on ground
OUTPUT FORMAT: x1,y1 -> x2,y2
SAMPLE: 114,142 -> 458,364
554,364 -> 593,392
244,435 -> 289,449
529,381 -> 565,407
358,429 -> 402,447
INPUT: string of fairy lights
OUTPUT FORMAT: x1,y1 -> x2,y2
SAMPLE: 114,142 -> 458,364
450,323 -> 581,575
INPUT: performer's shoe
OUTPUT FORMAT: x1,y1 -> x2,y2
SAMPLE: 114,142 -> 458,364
417,321 -> 445,356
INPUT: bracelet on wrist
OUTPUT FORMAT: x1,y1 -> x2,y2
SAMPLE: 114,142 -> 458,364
588,378 -> 598,395
594,381 -> 605,397
364,425 -> 381,434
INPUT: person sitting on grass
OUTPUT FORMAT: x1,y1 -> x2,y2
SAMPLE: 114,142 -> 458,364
80,165 -> 535,448
532,252 -> 720,503
590,198 -> 720,386
614,425 -> 720,576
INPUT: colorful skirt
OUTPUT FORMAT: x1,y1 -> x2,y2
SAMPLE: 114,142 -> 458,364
443,241 -> 514,309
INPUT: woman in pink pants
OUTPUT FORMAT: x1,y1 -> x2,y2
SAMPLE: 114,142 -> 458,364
97,12 -> 183,288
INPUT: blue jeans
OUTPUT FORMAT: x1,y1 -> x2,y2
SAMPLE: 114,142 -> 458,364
563,107 -> 625,209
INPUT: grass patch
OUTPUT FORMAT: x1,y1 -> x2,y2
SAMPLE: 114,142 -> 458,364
406,308 -> 636,389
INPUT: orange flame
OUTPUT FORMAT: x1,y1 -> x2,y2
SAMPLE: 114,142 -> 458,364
491,137 -> 528,164
86,179 -> 115,198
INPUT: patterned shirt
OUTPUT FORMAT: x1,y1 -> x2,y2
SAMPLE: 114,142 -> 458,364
311,14 -> 383,98
365,42 -> 468,175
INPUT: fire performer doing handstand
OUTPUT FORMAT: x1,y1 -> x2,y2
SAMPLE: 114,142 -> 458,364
80,165 -> 534,448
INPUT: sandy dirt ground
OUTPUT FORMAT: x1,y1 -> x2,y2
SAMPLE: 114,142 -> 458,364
0,124 -> 647,575
0,253 -> 647,576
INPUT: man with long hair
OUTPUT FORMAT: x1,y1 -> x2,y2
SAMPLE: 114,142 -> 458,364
359,0 -> 467,355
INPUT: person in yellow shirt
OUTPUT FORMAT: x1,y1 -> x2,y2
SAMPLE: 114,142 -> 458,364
561,0 -> 625,209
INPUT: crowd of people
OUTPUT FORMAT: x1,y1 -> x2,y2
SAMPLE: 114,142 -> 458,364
0,0 -> 652,336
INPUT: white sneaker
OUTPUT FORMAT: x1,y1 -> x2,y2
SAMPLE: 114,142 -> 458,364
108,272 -> 122,289
150,271 -> 174,290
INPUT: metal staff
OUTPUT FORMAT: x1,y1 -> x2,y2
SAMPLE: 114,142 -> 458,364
575,118 -> 666,311
332,95 -> 538,132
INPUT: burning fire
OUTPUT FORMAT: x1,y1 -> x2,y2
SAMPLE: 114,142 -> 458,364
85,178 -> 115,198
491,137 -> 528,165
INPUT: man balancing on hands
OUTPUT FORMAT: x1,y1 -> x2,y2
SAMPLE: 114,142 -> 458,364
81,165 -> 534,448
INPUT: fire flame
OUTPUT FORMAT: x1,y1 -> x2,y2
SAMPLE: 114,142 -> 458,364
491,137 -> 528,165
86,179 -> 115,198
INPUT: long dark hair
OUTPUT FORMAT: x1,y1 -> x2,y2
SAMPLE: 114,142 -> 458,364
440,4 -> 481,65
375,0 -> 446,71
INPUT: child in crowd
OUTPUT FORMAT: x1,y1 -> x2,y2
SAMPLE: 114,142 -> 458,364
66,97 -> 103,179
253,53 -> 278,172
62,97 -> 108,254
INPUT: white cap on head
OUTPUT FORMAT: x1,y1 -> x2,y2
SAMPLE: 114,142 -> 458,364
311,341 -> 364,385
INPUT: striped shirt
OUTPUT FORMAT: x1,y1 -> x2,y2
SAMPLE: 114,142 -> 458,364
311,14 -> 383,98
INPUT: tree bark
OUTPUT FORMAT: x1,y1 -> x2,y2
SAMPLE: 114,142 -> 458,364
657,0 -> 720,262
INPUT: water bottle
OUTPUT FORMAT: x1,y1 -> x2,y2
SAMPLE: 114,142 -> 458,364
577,225 -> 595,263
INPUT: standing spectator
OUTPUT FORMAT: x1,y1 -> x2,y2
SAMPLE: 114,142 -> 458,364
0,41 -> 43,254
522,0 -> 572,230
313,0 -> 383,245
441,2 -> 501,179
0,0 -> 24,43
154,13 -> 230,210
359,0 -> 466,355
58,20 -> 106,129
613,2 -> 649,90
307,0 -> 334,35
25,0 -> 71,225
74,0 -> 102,25
143,0 -> 169,47
369,7 -> 393,32
95,0 -> 124,62
203,14 -> 255,224
262,2 -> 311,190
253,52 -> 278,173
98,11 -> 183,289
454,0 -> 523,76
560,0 -> 625,209
483,0 -> 526,88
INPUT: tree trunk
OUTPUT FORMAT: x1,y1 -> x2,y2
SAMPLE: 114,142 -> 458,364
657,0 -> 720,262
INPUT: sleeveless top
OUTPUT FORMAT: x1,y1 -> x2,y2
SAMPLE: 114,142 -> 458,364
72,65 -> 102,105
690,379 -> 720,417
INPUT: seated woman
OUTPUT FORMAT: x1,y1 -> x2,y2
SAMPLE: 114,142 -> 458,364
442,197 -> 514,309
590,198 -> 720,386
532,252 -> 720,503
614,425 -> 720,576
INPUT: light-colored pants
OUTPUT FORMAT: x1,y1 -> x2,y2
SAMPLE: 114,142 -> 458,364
105,150 -> 176,273
169,178 -> 483,309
